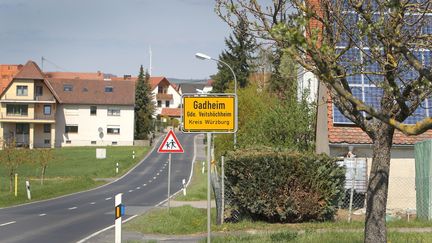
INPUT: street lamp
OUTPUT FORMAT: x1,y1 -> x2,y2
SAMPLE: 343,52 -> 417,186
194,52 -> 238,147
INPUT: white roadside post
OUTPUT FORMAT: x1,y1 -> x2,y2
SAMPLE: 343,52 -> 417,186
114,193 -> 123,243
202,161 -> 205,174
207,133 -> 211,243
116,162 -> 119,174
25,180 -> 31,200
182,178 -> 187,196
132,150 -> 135,159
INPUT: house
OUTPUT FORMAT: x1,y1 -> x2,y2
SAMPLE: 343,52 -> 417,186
0,64 -> 23,93
113,75 -> 181,122
0,60 -> 135,148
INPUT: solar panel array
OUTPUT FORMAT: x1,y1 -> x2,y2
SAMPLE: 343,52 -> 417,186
333,13 -> 432,125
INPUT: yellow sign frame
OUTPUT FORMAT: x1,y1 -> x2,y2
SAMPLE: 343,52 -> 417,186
181,93 -> 237,133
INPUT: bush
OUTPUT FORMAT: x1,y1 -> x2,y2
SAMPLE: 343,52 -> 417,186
225,148 -> 345,223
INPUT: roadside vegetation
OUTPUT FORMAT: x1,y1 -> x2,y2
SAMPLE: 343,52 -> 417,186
175,161 -> 208,201
0,146 -> 148,207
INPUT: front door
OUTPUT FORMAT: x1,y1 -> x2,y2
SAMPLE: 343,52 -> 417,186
16,123 -> 29,146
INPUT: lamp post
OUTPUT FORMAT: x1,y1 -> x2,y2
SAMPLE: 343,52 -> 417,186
195,52 -> 238,148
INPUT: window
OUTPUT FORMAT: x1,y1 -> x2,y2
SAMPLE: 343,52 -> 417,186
6,104 -> 28,116
44,124 -> 51,133
65,125 -> 78,133
107,107 -> 120,116
107,126 -> 120,134
44,105 -> 51,115
35,86 -> 43,96
91,141 -> 96,144
66,140 -> 71,144
165,100 -> 170,107
105,86 -> 113,92
16,124 -> 29,134
44,139 -> 50,145
157,100 -> 162,107
90,106 -> 97,116
63,84 -> 73,91
112,141 -> 118,145
16,85 -> 28,96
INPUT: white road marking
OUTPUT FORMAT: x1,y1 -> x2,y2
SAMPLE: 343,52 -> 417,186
153,176 -> 156,179
143,184 -> 147,186
157,173 -> 160,176
0,221 -> 16,227
149,180 -> 152,183
105,197 -> 112,201
38,213 -> 46,217
136,187 -> 141,190
68,207 -> 77,210
128,190 -> 133,193
90,202 -> 96,205
159,169 -> 163,172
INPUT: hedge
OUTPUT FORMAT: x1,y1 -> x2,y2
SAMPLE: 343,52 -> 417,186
224,149 -> 345,223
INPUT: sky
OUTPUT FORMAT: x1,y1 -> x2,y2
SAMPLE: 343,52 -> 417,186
0,0 -> 232,79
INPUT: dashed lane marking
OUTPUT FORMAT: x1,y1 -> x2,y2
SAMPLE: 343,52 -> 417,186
153,177 -> 156,180
129,190 -> 133,193
105,197 -> 112,201
38,214 -> 46,217
0,221 -> 16,227
157,173 -> 160,176
136,187 -> 141,190
90,202 -> 96,205
68,207 -> 77,210
143,184 -> 147,186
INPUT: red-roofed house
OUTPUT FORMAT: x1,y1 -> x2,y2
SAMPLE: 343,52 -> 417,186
0,64 -> 23,93
0,61 -> 135,148
112,76 -> 181,121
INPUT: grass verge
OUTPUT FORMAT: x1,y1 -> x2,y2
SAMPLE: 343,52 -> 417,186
0,146 -> 148,207
175,161 -> 208,201
125,205 -> 432,236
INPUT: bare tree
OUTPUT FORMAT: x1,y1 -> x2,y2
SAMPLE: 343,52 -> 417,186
36,149 -> 54,185
0,139 -> 29,192
217,0 -> 432,242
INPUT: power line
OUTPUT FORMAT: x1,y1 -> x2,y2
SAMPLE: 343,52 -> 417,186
41,57 -> 69,72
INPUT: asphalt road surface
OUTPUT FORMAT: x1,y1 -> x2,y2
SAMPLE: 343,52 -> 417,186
0,132 -> 197,243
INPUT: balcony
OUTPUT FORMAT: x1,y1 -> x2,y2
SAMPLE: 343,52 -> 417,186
1,94 -> 55,103
156,93 -> 173,100
0,112 -> 55,122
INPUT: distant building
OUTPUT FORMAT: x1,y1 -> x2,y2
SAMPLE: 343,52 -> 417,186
0,64 -> 23,93
0,61 -> 135,148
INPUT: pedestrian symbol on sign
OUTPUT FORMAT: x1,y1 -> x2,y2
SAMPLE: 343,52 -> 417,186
158,129 -> 184,153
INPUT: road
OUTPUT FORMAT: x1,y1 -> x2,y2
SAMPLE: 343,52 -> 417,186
0,132 -> 197,243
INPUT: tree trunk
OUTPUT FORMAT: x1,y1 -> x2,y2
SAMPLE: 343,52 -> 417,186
364,123 -> 394,243
9,171 -> 13,193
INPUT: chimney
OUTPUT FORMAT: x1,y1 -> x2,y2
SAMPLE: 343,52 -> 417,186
123,75 -> 132,80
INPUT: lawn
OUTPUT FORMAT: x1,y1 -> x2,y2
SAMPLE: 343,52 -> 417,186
0,146 -> 149,207
175,160 -> 208,201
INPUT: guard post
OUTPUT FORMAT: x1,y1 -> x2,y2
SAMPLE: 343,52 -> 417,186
114,193 -> 125,243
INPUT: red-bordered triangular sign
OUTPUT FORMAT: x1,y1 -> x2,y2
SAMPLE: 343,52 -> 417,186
158,129 -> 184,153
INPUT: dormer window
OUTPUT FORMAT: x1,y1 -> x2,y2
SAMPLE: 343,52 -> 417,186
16,85 -> 28,96
105,86 -> 113,92
64,84 -> 73,91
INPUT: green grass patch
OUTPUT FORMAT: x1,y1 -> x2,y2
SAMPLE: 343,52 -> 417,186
126,205 -> 216,234
175,161 -> 208,201
205,231 -> 432,243
126,205 -> 432,237
0,146 -> 148,207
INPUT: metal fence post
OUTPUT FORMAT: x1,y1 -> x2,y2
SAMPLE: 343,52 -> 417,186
348,158 -> 358,223
221,156 -> 225,224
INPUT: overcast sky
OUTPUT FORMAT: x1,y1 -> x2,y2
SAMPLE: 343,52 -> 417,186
0,0 -> 231,79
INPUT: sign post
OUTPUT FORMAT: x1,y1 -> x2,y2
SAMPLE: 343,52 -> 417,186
181,93 -> 237,243
158,129 -> 184,213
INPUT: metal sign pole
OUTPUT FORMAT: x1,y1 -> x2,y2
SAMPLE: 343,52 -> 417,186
168,153 -> 172,212
207,132 -> 211,243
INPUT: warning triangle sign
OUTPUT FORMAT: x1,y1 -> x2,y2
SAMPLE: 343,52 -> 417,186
158,129 -> 184,153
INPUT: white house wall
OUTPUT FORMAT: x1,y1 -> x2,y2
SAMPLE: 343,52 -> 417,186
330,145 -> 416,210
55,104 -> 134,147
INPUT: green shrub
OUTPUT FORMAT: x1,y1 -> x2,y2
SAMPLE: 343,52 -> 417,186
225,148 -> 345,223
